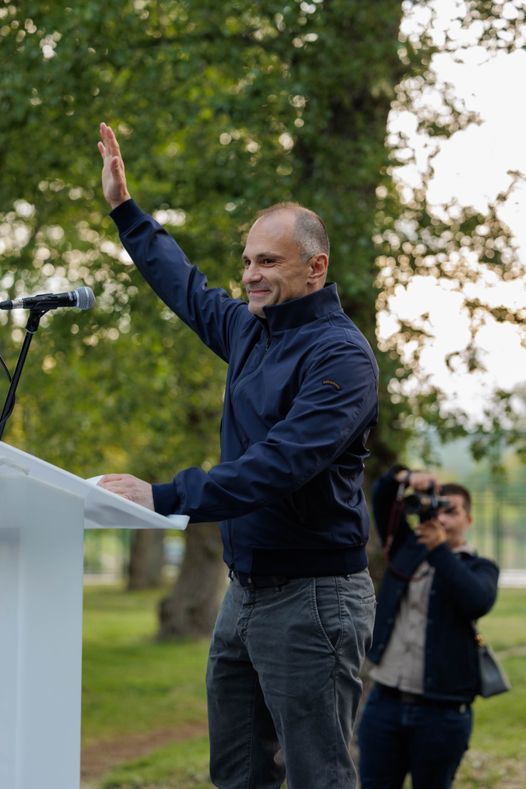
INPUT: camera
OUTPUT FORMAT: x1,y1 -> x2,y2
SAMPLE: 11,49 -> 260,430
403,486 -> 450,523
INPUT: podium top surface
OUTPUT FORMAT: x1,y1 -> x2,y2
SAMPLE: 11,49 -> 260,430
0,441 -> 188,531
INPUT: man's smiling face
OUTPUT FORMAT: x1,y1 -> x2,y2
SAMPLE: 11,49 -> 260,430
242,210 -> 316,318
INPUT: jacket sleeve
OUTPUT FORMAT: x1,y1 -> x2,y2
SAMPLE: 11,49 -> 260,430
153,341 -> 378,521
427,544 -> 499,619
372,467 -> 413,549
110,200 -> 249,362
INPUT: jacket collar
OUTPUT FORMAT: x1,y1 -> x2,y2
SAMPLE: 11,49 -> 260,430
261,283 -> 342,333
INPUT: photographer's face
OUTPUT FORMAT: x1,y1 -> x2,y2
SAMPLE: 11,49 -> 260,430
437,494 -> 472,548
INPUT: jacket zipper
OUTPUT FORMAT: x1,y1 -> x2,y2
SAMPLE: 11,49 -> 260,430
230,326 -> 271,398
228,326 -> 270,566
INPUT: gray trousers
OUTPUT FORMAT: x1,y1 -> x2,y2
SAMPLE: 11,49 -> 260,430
206,571 -> 376,789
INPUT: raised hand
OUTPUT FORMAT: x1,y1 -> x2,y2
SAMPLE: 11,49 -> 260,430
98,122 -> 131,210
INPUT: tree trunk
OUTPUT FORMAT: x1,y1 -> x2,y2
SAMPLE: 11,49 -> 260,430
127,529 -> 165,590
157,523 -> 226,639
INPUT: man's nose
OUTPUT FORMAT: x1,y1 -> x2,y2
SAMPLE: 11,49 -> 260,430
243,261 -> 262,282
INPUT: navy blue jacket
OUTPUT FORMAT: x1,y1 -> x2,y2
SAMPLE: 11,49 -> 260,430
368,470 -> 499,702
111,200 -> 379,576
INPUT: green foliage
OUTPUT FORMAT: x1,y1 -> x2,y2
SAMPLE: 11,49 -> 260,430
2,1 -> 524,485
377,2 -> 526,454
0,0 -> 408,480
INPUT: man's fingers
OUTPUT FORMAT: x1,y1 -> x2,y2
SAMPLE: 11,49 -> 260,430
99,122 -> 117,157
99,123 -> 125,168
99,480 -> 133,497
97,474 -> 154,511
101,122 -> 121,157
99,123 -> 110,154
111,156 -> 123,174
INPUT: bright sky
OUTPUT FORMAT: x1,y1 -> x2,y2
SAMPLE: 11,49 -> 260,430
380,1 -> 526,420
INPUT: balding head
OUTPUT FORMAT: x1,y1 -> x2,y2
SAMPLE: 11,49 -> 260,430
254,202 -> 330,263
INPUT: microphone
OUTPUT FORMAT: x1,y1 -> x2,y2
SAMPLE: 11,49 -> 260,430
0,286 -> 95,311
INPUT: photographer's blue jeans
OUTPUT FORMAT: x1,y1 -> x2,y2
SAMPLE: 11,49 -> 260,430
206,572 -> 376,789
358,684 -> 473,789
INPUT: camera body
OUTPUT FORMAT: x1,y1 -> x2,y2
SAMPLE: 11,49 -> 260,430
403,487 -> 450,523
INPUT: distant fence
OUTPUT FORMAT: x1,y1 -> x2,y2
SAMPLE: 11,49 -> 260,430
83,530 -> 184,581
470,489 -> 526,569
83,529 -> 131,579
83,488 -> 526,581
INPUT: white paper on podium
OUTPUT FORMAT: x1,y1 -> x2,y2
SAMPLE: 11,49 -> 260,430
0,442 -> 188,530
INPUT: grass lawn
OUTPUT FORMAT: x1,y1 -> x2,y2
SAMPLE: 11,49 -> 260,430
82,585 -> 209,744
82,585 -> 526,788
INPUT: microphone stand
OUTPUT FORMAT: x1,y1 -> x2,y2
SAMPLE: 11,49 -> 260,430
0,308 -> 47,441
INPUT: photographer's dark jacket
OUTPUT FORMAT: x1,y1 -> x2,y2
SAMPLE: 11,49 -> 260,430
111,200 -> 378,577
368,469 -> 499,702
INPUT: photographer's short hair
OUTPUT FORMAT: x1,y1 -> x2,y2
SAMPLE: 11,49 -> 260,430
440,483 -> 472,515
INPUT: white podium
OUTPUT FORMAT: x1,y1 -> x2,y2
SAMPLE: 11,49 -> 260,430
0,440 -> 188,789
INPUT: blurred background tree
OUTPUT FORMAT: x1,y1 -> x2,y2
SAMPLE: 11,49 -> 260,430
1,0 -> 524,635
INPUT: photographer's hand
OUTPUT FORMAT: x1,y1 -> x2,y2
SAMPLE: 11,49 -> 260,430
415,518 -> 447,551
398,470 -> 438,491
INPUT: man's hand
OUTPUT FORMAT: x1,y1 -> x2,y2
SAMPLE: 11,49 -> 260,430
97,473 -> 155,511
98,122 -> 131,210
406,470 -> 438,491
415,518 -> 447,551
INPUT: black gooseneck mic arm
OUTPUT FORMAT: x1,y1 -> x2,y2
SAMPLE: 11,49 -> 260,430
0,309 -> 46,441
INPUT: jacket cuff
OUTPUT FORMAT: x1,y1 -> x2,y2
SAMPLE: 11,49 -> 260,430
426,541 -> 452,567
152,481 -> 180,516
109,199 -> 144,232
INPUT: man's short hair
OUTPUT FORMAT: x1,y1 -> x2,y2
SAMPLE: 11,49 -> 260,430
439,482 -> 472,515
256,202 -> 330,261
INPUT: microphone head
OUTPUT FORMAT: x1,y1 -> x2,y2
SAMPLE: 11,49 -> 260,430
75,286 -> 96,310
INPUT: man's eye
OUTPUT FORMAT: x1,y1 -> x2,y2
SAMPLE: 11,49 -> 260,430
242,258 -> 276,268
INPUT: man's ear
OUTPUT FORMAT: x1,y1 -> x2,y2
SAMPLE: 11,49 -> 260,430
308,253 -> 329,283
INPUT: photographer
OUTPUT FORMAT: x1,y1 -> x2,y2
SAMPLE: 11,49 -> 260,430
358,467 -> 499,789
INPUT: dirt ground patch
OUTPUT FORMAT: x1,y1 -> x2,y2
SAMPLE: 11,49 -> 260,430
81,721 -> 208,782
